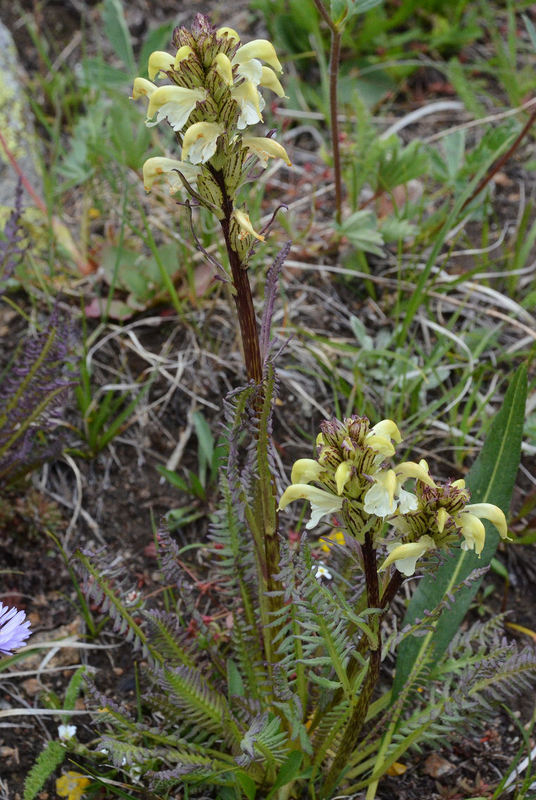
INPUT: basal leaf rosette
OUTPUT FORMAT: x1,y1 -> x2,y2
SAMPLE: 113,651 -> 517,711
278,415 -> 405,534
131,13 -> 291,241
379,477 -> 509,576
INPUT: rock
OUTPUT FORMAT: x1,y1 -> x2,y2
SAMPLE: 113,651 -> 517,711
0,19 -> 43,209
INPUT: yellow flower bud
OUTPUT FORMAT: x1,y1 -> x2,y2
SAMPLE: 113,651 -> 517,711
233,209 -> 265,242
148,51 -> 174,80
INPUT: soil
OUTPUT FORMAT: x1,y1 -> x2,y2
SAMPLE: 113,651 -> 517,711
1,3 -> 536,800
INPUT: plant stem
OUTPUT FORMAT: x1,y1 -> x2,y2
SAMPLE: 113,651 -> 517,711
311,0 -> 344,224
212,169 -> 263,384
320,531 -> 381,798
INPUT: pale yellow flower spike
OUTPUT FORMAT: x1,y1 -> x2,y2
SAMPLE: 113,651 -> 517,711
148,51 -> 174,80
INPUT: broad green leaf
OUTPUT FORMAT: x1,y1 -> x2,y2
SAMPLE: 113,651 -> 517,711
393,364 -> 527,697
266,751 -> 304,799
102,0 -> 136,75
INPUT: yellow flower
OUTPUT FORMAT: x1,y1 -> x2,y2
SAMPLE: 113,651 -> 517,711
182,122 -> 225,164
242,136 -> 291,167
233,209 -> 265,242
379,535 -> 436,577
142,157 -> 201,193
320,529 -> 346,553
278,484 -> 343,530
364,419 -> 402,457
56,771 -> 91,800
148,50 -> 174,80
363,460 -> 435,518
146,85 -> 207,131
457,502 -> 509,556
231,80 -> 264,129
259,66 -> 286,97
234,39 -> 283,74
131,77 -> 156,100
213,53 -> 234,86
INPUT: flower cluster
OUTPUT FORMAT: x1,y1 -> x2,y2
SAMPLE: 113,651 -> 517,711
132,14 -> 290,248
0,601 -> 31,655
278,415 -> 508,576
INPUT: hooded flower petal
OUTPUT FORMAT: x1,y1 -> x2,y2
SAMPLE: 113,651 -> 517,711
364,419 -> 402,457
212,53 -> 234,86
0,602 -> 31,655
142,157 -> 201,193
290,458 -> 323,484
231,80 -> 264,129
148,51 -> 175,80
174,45 -> 195,68
379,535 -> 436,576
146,86 -> 207,131
132,77 -> 157,100
216,26 -> 241,45
278,484 -> 343,530
335,461 -> 353,495
458,513 -> 486,555
395,460 -> 436,489
182,122 -> 225,164
259,66 -> 286,97
465,503 -> 509,540
234,40 -> 283,73
233,209 -> 265,241
242,136 -> 291,167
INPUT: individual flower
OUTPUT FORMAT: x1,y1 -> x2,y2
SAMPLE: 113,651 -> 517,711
363,460 -> 435,517
58,724 -> 77,741
233,39 -> 283,79
242,136 -> 291,167
0,602 -> 31,655
142,157 -> 201,193
131,77 -> 156,101
148,50 -> 175,80
56,771 -> 91,800
231,80 -> 265,129
457,502 -> 509,555
212,52 -> 234,86
320,529 -> 346,553
313,562 -> 333,580
182,121 -> 225,164
233,209 -> 265,241
278,484 -> 343,530
379,535 -> 436,577
364,419 -> 403,457
145,85 -> 208,130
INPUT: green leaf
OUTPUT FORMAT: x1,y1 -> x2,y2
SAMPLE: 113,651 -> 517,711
393,364 -> 527,696
337,210 -> 384,256
330,0 -> 383,25
236,770 -> 257,800
23,741 -> 66,800
227,659 -> 245,698
266,751 -> 304,799
102,0 -> 135,74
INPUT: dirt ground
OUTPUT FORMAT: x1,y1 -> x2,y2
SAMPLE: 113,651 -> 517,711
1,2 -> 536,799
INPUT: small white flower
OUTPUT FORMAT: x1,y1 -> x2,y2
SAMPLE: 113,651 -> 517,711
313,562 -> 332,581
58,724 -> 77,741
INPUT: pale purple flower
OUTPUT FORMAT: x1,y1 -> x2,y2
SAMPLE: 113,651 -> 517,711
0,602 -> 31,655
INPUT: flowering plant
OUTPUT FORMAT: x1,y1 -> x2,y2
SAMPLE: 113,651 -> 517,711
67,13 -> 535,800
0,601 -> 31,656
